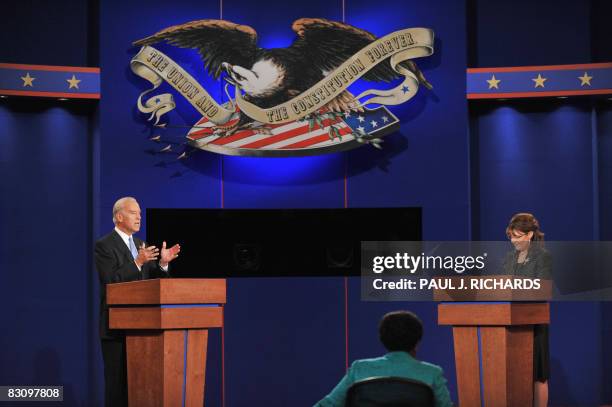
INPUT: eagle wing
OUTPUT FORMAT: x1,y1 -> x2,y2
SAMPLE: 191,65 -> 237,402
290,18 -> 430,87
133,19 -> 259,80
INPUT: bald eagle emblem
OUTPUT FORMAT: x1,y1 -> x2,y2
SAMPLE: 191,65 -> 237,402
131,18 -> 434,157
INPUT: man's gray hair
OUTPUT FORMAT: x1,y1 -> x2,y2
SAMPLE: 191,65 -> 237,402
112,197 -> 138,225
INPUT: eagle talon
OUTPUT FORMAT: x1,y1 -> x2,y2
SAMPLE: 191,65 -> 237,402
254,127 -> 273,135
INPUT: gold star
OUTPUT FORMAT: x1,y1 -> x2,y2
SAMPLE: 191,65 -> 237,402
532,74 -> 547,88
21,72 -> 35,87
486,75 -> 501,89
67,74 -> 81,89
578,72 -> 592,86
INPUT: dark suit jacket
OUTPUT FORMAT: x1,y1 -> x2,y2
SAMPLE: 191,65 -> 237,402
95,230 -> 169,339
502,245 -> 552,279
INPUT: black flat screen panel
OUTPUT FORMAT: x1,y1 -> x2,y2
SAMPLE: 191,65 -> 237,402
146,208 -> 421,277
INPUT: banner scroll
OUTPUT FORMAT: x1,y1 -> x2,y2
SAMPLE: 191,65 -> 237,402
131,27 -> 434,126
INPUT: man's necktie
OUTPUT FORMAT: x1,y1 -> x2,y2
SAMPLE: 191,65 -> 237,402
128,236 -> 138,260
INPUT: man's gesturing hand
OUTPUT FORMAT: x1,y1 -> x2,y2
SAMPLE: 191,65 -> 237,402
135,243 -> 159,267
160,241 -> 181,268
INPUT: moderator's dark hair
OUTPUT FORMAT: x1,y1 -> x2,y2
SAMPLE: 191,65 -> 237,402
506,212 -> 545,242
379,311 -> 423,353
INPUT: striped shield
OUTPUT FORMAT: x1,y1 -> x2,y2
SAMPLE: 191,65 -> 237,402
187,106 -> 400,157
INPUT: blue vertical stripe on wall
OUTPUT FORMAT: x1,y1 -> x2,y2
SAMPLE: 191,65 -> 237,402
0,101 -> 93,405
90,104 -> 104,406
597,103 -> 612,241
471,101 -> 595,241
591,108 -> 600,240
597,102 -> 612,403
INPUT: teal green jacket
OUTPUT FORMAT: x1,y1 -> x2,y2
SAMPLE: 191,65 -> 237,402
314,352 -> 453,407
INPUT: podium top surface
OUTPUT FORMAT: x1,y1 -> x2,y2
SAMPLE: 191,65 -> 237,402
438,302 -> 549,326
107,278 -> 226,305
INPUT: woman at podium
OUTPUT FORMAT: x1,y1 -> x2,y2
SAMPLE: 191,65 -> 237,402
503,212 -> 551,407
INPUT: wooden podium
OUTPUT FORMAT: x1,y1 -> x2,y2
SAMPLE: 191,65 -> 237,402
438,302 -> 549,407
107,278 -> 226,407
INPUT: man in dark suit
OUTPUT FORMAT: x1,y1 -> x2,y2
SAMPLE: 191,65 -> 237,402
95,197 -> 180,407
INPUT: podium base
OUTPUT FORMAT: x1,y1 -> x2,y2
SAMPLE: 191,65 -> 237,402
126,329 -> 208,407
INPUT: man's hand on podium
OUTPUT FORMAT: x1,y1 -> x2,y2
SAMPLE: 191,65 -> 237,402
160,241 -> 181,268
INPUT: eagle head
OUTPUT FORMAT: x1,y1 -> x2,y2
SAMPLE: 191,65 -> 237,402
222,60 -> 286,98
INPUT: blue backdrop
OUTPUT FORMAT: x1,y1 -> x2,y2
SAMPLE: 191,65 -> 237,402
1,0 -> 611,405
